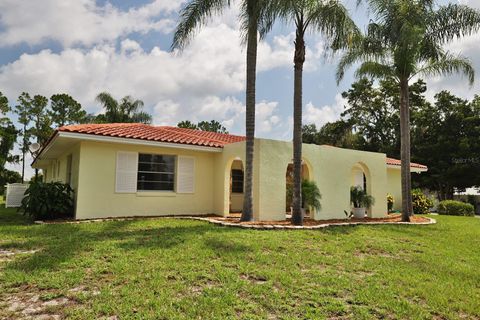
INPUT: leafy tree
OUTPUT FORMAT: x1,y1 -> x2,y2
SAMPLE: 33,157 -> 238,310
14,92 -> 33,183
49,94 -> 87,127
412,91 -> 480,199
197,120 -> 228,133
337,0 -> 480,221
0,92 -> 18,169
177,120 -> 229,133
177,120 -> 198,130
173,0 -> 276,222
95,92 -> 152,124
0,168 -> 21,196
30,95 -> 53,147
275,0 -> 358,225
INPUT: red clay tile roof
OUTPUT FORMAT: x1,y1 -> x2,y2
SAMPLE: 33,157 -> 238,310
386,157 -> 427,170
58,123 -> 246,148
56,124 -> 428,170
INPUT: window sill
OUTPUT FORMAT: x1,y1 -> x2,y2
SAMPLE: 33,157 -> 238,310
136,191 -> 177,197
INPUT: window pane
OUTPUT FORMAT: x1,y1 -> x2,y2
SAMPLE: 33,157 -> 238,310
231,169 -> 244,193
137,154 -> 176,191
137,181 -> 174,191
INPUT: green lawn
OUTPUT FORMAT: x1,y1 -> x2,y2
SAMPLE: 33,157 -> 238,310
0,206 -> 479,320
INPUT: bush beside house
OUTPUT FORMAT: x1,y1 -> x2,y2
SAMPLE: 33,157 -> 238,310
20,182 -> 74,220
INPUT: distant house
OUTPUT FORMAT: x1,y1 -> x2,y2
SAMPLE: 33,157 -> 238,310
33,123 -> 427,220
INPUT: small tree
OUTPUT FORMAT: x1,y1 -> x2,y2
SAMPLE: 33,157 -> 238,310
14,92 -> 33,183
49,94 -> 87,127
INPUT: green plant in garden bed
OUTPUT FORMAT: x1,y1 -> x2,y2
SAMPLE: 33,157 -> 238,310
19,182 -> 74,220
412,189 -> 434,215
438,200 -> 474,216
387,194 -> 394,212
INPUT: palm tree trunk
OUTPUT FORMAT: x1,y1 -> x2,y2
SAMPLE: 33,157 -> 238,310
292,28 -> 305,226
240,19 -> 258,222
399,78 -> 412,222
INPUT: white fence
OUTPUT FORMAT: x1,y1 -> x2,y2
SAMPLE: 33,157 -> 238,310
5,183 -> 29,208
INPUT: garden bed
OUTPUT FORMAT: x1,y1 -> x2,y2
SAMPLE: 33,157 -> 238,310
216,214 -> 430,226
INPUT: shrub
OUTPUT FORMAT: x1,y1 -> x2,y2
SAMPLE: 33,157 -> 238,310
412,189 -> 434,215
350,186 -> 375,208
387,194 -> 394,212
20,182 -> 74,220
438,200 -> 474,216
301,180 -> 322,211
286,180 -> 322,211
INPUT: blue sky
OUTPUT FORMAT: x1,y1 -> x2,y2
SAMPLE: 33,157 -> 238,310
1,0 -> 479,177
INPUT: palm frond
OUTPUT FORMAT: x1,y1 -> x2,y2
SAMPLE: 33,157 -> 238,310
171,0 -> 231,51
306,0 -> 360,51
414,53 -> 475,85
355,61 -> 395,80
427,4 -> 480,44
95,92 -> 118,115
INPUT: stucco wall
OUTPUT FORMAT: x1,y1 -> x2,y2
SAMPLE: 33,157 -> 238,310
253,140 -> 388,220
386,168 -> 402,211
42,143 -> 81,192
42,137 -> 395,221
75,141 -> 217,219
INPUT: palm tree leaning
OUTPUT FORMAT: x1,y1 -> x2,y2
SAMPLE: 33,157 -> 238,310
337,0 -> 480,222
172,0 -> 275,221
275,0 -> 358,225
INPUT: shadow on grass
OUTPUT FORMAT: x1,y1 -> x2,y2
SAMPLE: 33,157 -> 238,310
2,215 -> 238,274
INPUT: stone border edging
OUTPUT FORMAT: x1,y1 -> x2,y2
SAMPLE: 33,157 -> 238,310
172,216 -> 437,230
34,216 -> 436,229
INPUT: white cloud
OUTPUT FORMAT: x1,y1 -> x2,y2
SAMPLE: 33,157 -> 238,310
0,0 -> 183,47
303,94 -> 346,128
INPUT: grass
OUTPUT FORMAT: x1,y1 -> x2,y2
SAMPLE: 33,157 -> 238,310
0,206 -> 479,319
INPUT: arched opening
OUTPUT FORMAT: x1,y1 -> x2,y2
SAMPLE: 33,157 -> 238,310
229,159 -> 244,214
285,160 -> 312,218
350,162 -> 372,218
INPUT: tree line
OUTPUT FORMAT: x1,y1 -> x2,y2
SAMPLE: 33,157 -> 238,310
0,91 -> 152,186
173,0 -> 480,224
303,77 -> 480,201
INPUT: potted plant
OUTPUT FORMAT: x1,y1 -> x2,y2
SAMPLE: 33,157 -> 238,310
350,186 -> 375,219
286,180 -> 322,218
301,180 -> 321,218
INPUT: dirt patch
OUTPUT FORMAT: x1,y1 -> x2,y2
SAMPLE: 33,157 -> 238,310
0,249 -> 40,264
1,286 -> 100,320
240,274 -> 268,284
216,214 -> 430,226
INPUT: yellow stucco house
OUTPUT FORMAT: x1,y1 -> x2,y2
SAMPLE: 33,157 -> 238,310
33,123 -> 427,220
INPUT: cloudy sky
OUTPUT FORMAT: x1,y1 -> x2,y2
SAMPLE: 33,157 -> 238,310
1,0 -> 479,176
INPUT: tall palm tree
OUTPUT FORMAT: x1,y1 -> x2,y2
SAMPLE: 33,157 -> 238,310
275,0 -> 358,225
95,92 -> 152,124
337,0 -> 480,222
172,0 -> 275,221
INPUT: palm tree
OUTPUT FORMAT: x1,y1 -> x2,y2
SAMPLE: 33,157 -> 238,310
337,0 -> 480,222
95,92 -> 152,124
172,0 -> 275,221
275,0 -> 358,225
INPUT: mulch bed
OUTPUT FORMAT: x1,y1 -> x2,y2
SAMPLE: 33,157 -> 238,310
215,214 -> 430,226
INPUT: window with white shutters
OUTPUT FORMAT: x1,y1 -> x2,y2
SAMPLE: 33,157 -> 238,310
115,151 -> 138,193
177,156 -> 195,194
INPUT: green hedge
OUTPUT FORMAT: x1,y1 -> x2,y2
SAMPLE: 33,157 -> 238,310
438,200 -> 474,217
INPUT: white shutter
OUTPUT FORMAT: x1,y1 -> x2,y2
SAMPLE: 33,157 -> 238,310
115,151 -> 138,193
177,156 -> 195,194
